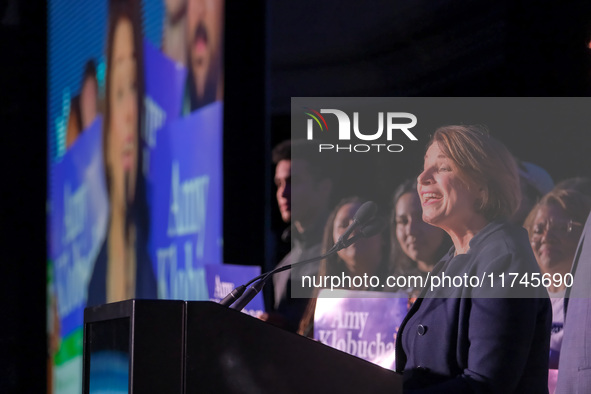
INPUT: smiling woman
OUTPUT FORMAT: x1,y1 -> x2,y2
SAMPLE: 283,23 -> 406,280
395,125 -> 551,393
390,179 -> 452,303
525,189 -> 590,290
417,125 -> 521,249
392,179 -> 451,274
297,197 -> 392,337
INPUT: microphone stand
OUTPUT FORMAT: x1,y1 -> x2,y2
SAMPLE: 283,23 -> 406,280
228,245 -> 339,311
223,219 -> 384,311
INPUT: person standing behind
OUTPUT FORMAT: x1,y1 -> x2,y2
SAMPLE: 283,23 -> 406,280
297,197 -> 391,337
391,179 -> 452,278
391,179 -> 452,305
555,212 -> 591,394
524,188 -> 591,370
260,140 -> 333,332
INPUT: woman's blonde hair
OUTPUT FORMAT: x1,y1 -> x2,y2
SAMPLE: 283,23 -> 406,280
429,125 -> 521,221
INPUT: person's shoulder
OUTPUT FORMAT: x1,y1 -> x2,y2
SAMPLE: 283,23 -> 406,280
472,219 -> 530,256
469,219 -> 540,280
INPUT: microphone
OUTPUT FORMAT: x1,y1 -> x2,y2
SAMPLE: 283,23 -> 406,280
219,285 -> 247,307
342,217 -> 386,248
333,201 -> 377,250
223,204 -> 382,311
229,279 -> 266,311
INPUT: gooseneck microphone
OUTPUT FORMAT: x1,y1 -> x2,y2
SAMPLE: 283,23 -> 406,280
220,201 -> 382,311
341,216 -> 386,247
333,201 -> 377,250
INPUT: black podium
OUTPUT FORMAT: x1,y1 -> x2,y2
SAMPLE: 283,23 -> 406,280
83,299 -> 402,393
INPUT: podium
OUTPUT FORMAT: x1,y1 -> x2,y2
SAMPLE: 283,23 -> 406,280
83,299 -> 402,393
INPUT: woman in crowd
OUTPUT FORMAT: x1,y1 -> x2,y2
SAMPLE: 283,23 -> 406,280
390,179 -> 452,292
298,197 -> 391,337
524,188 -> 591,369
395,125 -> 551,393
87,0 -> 156,306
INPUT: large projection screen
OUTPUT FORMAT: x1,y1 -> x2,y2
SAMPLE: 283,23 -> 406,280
47,0 -> 224,392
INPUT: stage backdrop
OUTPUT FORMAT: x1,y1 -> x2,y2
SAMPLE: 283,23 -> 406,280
47,0 -> 225,392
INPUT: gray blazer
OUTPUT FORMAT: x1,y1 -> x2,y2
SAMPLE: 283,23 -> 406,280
556,212 -> 591,394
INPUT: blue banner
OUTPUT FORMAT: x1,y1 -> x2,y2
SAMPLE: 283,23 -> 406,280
148,103 -> 224,301
142,38 -> 186,156
205,264 -> 265,317
50,117 -> 108,337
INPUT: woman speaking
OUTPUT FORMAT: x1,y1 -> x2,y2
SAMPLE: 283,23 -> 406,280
395,125 -> 551,393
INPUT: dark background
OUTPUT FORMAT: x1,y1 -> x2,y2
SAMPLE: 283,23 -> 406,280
2,0 -> 591,392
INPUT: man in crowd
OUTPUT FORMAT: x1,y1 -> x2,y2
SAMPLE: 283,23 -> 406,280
261,140 -> 333,332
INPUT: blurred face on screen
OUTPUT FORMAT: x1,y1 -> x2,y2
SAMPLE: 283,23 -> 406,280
162,0 -> 188,65
107,17 -> 138,211
166,0 -> 187,18
186,0 -> 224,103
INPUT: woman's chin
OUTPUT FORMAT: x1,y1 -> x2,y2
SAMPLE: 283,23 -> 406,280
422,215 -> 440,227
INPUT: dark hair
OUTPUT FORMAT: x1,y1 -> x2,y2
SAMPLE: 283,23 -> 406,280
272,140 -> 291,164
390,179 -> 451,277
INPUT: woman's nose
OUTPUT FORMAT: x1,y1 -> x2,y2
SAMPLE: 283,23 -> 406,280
417,169 -> 433,185
541,228 -> 560,242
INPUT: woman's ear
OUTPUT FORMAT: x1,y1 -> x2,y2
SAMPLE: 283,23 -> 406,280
471,183 -> 487,212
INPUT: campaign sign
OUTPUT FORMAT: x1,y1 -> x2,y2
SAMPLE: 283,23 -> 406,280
49,117 -> 108,337
314,289 -> 409,371
142,39 -> 187,162
148,102 -> 223,301
205,264 -> 265,318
